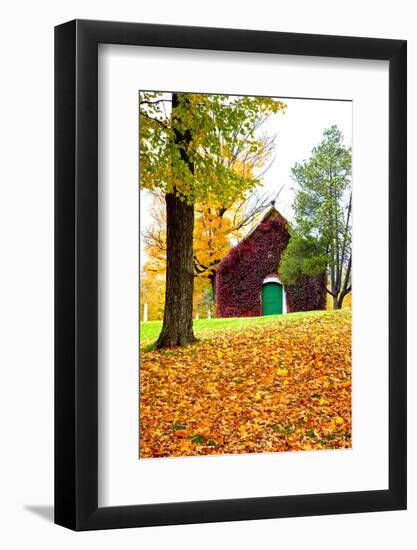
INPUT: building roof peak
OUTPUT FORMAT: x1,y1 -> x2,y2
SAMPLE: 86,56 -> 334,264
259,205 -> 288,226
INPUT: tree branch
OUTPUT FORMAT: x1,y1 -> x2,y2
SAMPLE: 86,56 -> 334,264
140,99 -> 172,106
139,111 -> 169,129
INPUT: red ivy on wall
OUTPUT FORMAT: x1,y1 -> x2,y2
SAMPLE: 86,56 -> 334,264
285,274 -> 327,313
215,208 -> 326,317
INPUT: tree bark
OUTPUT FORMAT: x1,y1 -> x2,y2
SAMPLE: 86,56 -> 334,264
156,192 -> 196,347
156,93 -> 196,348
336,254 -> 352,310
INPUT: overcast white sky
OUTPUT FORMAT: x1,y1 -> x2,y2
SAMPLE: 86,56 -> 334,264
140,96 -> 352,261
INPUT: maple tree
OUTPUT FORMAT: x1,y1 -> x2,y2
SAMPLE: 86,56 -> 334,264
140,92 -> 286,346
139,268 -> 165,321
140,309 -> 351,457
142,188 -> 281,302
279,126 -> 352,309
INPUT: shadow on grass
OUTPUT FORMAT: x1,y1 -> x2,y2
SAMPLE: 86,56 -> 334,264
141,341 -> 157,353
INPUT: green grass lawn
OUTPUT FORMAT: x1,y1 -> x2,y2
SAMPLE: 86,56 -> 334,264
140,308 -> 348,347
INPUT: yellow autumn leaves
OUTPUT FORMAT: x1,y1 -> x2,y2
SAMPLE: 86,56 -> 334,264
140,310 -> 352,458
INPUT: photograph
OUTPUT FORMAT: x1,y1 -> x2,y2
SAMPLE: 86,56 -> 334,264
139,90 -> 352,459
0,1 -> 409,542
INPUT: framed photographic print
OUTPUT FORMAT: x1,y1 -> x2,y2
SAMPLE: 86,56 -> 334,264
55,20 -> 407,530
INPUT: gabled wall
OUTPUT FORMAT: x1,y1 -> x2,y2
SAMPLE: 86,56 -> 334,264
215,209 -> 326,317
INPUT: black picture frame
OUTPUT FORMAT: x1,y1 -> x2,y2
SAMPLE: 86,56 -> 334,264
55,19 -> 407,531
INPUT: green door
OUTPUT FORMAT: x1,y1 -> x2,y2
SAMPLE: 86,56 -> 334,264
262,282 -> 283,315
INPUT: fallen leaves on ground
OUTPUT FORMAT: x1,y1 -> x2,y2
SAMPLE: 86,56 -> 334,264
140,310 -> 351,458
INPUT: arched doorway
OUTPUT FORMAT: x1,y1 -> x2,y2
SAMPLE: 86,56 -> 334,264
262,275 -> 285,315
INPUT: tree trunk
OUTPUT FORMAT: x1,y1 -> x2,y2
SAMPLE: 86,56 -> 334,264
333,295 -> 341,310
209,271 -> 216,299
337,287 -> 351,310
156,92 -> 196,348
156,193 -> 196,347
